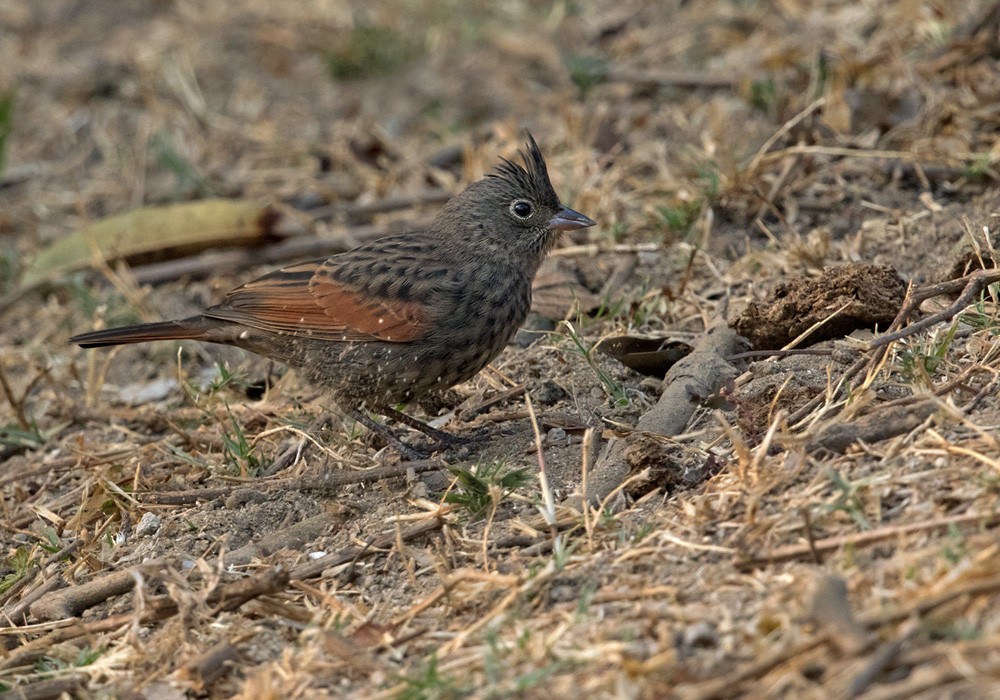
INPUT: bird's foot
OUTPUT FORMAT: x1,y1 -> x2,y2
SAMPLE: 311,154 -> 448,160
346,408 -> 430,461
376,405 -> 471,452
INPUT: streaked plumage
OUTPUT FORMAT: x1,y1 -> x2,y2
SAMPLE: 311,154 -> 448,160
71,135 -> 595,454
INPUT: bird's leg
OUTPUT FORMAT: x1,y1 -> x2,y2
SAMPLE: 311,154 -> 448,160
376,405 -> 470,449
345,408 -> 427,461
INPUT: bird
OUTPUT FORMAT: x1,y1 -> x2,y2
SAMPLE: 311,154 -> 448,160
70,134 -> 596,458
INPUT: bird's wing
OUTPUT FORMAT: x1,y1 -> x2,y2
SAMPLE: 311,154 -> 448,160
202,258 -> 429,342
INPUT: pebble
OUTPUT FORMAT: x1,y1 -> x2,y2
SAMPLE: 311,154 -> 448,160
117,378 -> 178,406
536,379 -> 567,405
419,469 -> 450,493
135,512 -> 162,537
546,427 -> 567,445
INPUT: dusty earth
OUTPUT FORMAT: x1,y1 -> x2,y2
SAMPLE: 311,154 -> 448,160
3,0 -> 1000,698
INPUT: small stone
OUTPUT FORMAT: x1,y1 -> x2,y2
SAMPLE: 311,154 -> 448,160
536,379 -> 567,405
420,469 -> 450,493
546,427 -> 567,444
135,512 -> 162,537
117,378 -> 179,406
831,346 -> 858,365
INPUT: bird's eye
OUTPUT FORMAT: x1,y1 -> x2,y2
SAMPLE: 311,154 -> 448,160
510,200 -> 533,219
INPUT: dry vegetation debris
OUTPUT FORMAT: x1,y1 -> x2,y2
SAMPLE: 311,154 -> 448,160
3,0 -> 1000,697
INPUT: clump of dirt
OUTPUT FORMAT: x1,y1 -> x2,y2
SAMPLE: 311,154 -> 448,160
621,434 -> 720,496
732,263 -> 906,350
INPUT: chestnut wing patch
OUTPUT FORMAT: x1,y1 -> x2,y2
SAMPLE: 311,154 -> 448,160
203,259 -> 428,342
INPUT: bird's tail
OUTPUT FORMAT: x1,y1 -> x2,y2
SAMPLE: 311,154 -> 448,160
70,316 -> 216,348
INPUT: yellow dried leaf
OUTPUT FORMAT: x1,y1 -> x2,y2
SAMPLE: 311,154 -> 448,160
20,198 -> 279,287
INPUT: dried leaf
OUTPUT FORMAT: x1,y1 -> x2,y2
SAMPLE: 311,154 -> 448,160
595,335 -> 693,376
20,199 -> 281,287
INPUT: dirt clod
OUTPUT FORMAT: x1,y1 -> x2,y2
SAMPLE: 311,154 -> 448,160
733,264 -> 906,350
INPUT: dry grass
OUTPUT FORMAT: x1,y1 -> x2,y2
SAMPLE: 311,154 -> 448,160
3,0 -> 1000,697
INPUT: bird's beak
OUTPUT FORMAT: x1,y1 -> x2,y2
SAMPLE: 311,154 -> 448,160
548,206 -> 596,231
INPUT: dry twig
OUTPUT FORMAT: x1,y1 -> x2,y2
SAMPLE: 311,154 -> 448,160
867,269 -> 1000,350
138,459 -> 445,505
736,511 -> 1000,569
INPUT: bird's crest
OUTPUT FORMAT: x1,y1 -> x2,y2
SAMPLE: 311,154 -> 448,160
489,133 -> 558,202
